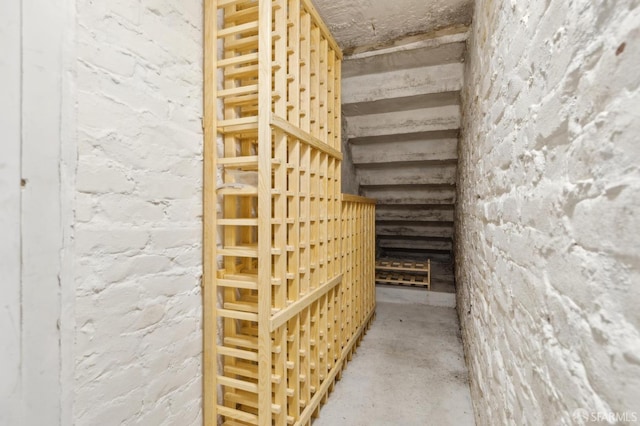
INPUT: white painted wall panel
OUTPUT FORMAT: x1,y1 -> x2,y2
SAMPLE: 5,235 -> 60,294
20,0 -> 69,422
0,0 -> 23,423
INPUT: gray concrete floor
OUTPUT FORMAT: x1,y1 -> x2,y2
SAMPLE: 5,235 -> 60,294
314,291 -> 475,426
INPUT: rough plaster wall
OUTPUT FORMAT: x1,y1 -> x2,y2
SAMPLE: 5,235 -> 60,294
456,0 -> 640,424
74,0 -> 204,424
341,116 -> 359,195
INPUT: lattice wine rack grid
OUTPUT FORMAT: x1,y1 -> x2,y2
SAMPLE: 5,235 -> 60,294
203,0 -> 377,424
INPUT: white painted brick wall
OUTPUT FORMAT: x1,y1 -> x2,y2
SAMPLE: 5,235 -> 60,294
74,0 -> 203,424
456,0 -> 640,425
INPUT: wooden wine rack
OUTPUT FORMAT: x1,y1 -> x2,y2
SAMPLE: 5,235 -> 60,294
375,259 -> 431,290
203,1 -> 376,424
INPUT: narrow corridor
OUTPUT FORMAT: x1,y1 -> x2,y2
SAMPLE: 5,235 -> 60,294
4,1 -> 638,424
314,290 -> 475,426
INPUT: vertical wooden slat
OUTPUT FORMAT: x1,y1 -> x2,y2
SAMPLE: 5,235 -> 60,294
258,0 -> 273,424
319,292 -> 328,385
310,299 -> 320,414
327,51 -> 335,150
273,124 -> 288,424
287,1 -> 302,417
222,2 -> 241,413
203,1 -> 217,425
309,26 -> 320,139
299,12 -> 311,134
288,0 -> 300,128
340,200 -> 347,352
333,56 -> 341,150
274,0 -> 287,118
319,38 -> 328,144
273,1 -> 289,423
299,71 -> 312,410
319,153 -> 328,288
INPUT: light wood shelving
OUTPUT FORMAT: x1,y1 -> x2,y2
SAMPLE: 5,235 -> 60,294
375,259 -> 431,290
204,1 -> 376,424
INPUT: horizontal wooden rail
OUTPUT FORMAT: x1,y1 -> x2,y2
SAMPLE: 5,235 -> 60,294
270,115 -> 343,160
269,274 -> 342,331
342,193 -> 377,204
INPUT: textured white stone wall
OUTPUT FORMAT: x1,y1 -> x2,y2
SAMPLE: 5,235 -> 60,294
456,0 -> 640,424
74,0 -> 204,424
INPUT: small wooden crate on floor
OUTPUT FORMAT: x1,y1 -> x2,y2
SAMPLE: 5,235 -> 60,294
375,259 -> 431,290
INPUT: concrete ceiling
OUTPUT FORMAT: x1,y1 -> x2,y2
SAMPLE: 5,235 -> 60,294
312,0 -> 473,54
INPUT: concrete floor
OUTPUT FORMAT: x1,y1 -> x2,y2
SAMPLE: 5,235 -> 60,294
314,289 -> 475,426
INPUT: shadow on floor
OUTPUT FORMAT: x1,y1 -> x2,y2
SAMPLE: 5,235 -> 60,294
313,295 -> 475,426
